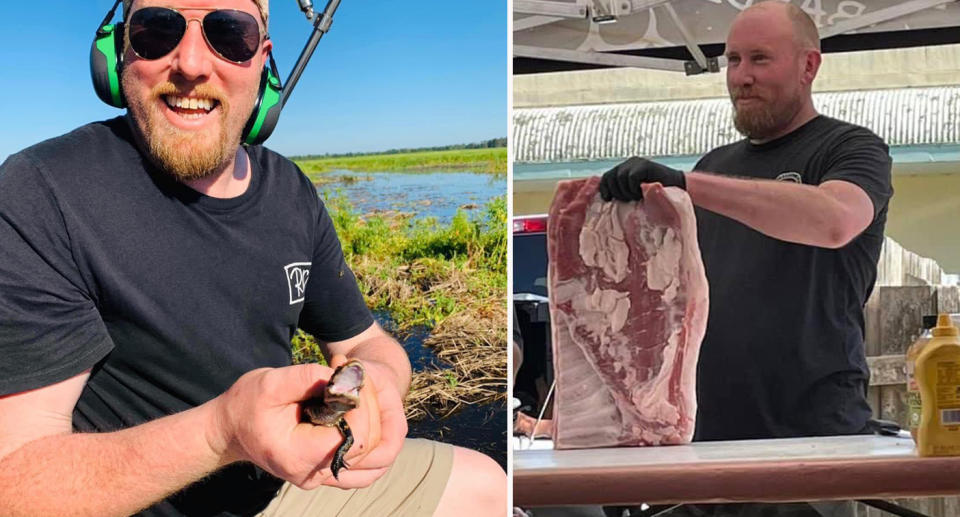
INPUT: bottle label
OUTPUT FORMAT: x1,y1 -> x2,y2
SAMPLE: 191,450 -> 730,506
941,409 -> 960,425
908,391 -> 922,430
907,362 -> 920,431
935,359 -> 960,427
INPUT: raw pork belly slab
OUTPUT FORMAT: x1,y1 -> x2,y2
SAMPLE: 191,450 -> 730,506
548,177 -> 708,449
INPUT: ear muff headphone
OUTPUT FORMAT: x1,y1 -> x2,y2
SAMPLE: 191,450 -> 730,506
89,0 -> 284,146
90,13 -> 126,109
242,58 -> 283,146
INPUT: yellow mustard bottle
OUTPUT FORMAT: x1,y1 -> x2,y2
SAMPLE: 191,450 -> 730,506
916,313 -> 960,456
906,315 -> 937,441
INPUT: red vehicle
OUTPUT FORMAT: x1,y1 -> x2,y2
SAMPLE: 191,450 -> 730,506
512,214 -> 553,420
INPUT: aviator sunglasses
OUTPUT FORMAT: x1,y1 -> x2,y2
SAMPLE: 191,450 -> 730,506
127,7 -> 265,64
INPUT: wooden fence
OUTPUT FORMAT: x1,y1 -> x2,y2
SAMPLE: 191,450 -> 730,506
856,237 -> 959,516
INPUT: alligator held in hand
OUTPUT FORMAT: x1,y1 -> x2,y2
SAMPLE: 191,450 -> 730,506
301,360 -> 365,480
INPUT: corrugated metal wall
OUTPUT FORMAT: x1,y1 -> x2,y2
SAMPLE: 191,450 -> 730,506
513,86 -> 960,163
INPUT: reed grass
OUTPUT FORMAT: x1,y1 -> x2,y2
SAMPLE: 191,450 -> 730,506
294,148 -> 507,177
292,193 -> 507,420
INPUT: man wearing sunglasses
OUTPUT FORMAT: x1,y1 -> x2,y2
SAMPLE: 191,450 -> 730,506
0,1 -> 506,516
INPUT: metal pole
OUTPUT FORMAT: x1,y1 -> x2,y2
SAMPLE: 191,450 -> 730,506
279,0 -> 343,108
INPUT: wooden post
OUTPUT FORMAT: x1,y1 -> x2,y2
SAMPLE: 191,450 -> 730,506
859,285 -> 960,516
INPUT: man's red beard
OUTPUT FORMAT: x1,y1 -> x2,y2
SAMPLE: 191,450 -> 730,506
123,78 -> 248,182
730,87 -> 804,141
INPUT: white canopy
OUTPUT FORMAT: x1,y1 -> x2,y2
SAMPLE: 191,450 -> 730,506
514,0 -> 960,74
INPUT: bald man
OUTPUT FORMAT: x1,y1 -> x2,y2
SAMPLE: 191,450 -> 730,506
600,0 -> 891,478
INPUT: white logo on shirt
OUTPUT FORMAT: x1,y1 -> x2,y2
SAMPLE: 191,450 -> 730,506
284,262 -> 311,305
775,171 -> 803,183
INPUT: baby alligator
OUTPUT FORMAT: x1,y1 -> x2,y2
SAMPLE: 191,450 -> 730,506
301,359 -> 365,479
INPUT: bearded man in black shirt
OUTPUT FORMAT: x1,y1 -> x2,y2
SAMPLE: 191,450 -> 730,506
0,1 -> 505,516
600,3 -> 892,515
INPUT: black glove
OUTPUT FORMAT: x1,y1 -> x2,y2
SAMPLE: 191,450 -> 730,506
598,157 -> 686,201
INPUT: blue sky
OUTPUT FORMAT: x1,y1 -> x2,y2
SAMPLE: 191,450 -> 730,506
0,1 -> 506,160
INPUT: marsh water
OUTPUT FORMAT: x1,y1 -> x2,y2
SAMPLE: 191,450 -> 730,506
327,170 -> 508,470
377,313 -> 507,470
317,170 -> 506,223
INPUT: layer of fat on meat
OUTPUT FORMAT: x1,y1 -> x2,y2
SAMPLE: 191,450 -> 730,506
644,226 -> 681,297
579,197 -> 629,283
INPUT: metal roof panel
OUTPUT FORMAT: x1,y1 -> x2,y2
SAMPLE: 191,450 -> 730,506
513,86 -> 960,163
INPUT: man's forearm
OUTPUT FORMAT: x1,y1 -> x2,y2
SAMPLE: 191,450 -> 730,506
0,401 -> 228,517
685,171 -> 865,248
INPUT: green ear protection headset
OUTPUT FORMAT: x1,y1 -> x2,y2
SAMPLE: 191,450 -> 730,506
89,0 -> 283,146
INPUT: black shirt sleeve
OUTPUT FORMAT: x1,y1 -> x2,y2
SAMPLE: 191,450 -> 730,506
296,196 -> 374,342
0,152 -> 113,396
819,129 -> 893,219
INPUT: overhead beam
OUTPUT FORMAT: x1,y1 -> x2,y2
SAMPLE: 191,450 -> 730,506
514,0 -> 587,18
513,0 -> 672,24
662,2 -> 709,72
514,15 -> 566,31
513,45 -> 688,72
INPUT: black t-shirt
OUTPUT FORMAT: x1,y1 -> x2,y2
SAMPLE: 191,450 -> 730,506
692,115 -> 893,441
0,117 -> 374,516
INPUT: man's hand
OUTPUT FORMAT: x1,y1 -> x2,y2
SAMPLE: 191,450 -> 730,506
318,357 -> 408,489
513,412 -> 553,439
599,157 -> 685,201
208,362 -> 382,490
312,323 -> 412,489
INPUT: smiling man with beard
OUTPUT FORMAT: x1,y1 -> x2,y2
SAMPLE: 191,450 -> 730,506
0,1 -> 505,516
598,3 -> 892,516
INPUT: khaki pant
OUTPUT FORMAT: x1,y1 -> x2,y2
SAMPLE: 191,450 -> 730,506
256,438 -> 454,517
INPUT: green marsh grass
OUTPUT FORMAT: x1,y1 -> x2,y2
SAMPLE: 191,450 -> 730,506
293,192 -> 507,420
294,148 -> 507,179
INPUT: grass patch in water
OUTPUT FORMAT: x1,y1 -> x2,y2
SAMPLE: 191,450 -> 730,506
292,192 -> 507,420
294,148 -> 507,177
311,173 -> 374,187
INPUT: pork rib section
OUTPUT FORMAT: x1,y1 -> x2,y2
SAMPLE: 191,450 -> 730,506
548,177 -> 708,449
